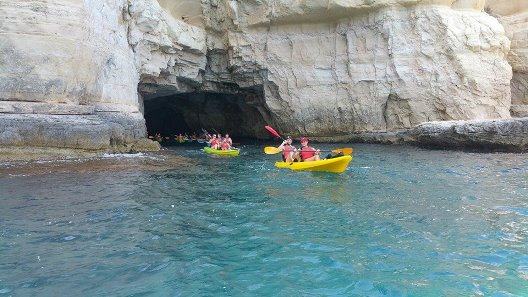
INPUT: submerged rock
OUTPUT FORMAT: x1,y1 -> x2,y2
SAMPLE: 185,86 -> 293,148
0,149 -> 190,175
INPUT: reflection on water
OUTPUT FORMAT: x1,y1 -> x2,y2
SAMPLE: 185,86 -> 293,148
1,144 -> 527,296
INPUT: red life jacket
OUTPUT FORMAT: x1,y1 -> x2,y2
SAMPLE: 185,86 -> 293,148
282,144 -> 294,160
300,146 -> 316,160
221,142 -> 230,150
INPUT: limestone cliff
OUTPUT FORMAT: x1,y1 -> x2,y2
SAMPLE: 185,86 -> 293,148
0,0 -> 205,151
0,0 -> 526,154
486,0 -> 528,117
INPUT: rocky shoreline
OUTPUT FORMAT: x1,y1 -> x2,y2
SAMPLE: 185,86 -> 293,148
0,113 -> 160,161
334,118 -> 528,152
2,117 -> 528,163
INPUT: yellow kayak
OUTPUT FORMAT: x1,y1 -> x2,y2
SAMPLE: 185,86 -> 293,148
203,147 -> 240,156
275,155 -> 352,173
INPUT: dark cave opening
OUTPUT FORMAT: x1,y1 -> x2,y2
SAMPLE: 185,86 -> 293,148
142,91 -> 270,141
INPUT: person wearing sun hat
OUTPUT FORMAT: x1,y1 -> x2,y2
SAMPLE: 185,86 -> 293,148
299,137 -> 320,161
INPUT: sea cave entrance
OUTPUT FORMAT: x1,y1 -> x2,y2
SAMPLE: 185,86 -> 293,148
142,91 -> 270,143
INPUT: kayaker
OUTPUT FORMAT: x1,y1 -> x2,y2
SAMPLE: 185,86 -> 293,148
220,139 -> 231,150
154,133 -> 163,142
278,136 -> 299,162
209,134 -> 220,149
299,137 -> 320,161
224,134 -> 233,147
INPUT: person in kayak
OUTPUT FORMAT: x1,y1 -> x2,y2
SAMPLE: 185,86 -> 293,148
220,139 -> 231,150
278,136 -> 299,162
176,133 -> 184,143
209,134 -> 220,149
299,137 -> 320,161
224,134 -> 233,147
154,133 -> 163,142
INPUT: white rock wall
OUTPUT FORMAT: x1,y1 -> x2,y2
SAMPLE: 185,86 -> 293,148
0,0 -> 207,150
221,3 -> 512,135
0,0 -> 96,107
128,0 -> 207,98
83,0 -> 140,113
487,0 -> 528,115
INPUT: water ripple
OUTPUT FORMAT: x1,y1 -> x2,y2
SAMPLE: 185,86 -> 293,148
0,144 -> 527,295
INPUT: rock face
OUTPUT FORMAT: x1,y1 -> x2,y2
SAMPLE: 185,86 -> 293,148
0,0 -> 95,105
0,0 -> 204,152
128,0 -> 207,97
486,1 -> 528,117
345,118 -> 528,152
217,3 -> 512,136
0,0 -> 525,153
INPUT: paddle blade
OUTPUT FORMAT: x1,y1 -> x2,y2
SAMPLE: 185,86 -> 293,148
264,126 -> 281,139
264,146 -> 281,155
332,148 -> 353,155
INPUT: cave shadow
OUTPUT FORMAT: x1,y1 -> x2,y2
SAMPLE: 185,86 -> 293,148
142,91 -> 270,145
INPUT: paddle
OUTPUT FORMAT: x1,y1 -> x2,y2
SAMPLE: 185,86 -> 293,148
333,148 -> 353,155
264,146 -> 281,154
264,125 -> 284,140
264,146 -> 353,155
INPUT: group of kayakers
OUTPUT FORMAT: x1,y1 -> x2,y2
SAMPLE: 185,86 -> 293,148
150,131 -> 324,162
206,133 -> 233,150
278,136 -> 321,162
149,132 -> 207,143
148,126 -> 351,172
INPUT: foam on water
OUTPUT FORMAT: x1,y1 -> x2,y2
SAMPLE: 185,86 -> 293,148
101,152 -> 147,158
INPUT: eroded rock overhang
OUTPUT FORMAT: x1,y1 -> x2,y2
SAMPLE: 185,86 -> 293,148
119,0 -> 522,141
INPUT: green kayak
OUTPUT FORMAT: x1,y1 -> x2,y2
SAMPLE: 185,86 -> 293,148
203,147 -> 240,156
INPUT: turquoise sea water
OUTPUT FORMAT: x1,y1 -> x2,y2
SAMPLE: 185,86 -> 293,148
1,144 -> 528,296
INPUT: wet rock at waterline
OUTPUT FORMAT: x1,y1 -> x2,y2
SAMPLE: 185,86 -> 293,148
0,0 -> 527,154
0,113 -> 160,156
345,117 -> 528,152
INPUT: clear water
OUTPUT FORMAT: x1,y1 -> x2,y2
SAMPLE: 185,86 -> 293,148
1,144 -> 528,296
